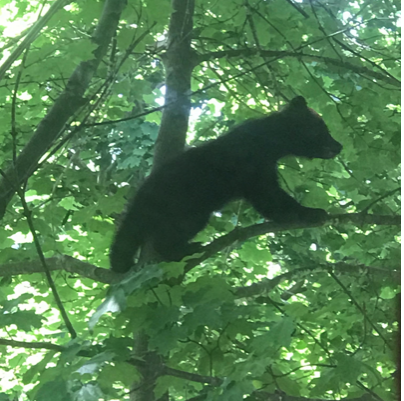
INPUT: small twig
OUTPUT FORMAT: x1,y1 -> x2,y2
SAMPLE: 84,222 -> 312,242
328,270 -> 391,350
0,169 -> 77,338
19,191 -> 77,338
283,0 -> 309,18
360,186 -> 401,214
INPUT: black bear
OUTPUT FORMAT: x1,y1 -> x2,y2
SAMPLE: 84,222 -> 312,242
110,96 -> 342,273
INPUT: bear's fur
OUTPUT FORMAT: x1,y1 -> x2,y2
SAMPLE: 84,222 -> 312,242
110,96 -> 342,273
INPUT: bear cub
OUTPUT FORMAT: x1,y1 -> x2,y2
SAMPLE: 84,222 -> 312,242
110,96 -> 342,273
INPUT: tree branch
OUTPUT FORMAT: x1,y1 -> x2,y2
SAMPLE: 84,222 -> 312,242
196,49 -> 400,87
0,337 -> 379,401
1,213 -> 399,286
329,270 -> 392,350
235,262 -> 400,298
17,185 -> 77,338
0,255 -> 116,284
0,0 -> 128,220
184,213 -> 400,272
0,0 -> 73,81
133,1 -> 196,400
152,0 -> 197,169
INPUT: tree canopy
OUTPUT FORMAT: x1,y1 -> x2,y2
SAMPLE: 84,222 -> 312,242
0,0 -> 400,400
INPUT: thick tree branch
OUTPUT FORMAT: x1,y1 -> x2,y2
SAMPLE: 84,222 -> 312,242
134,1 -> 196,400
0,338 -> 67,352
0,0 -> 128,220
152,0 -> 197,169
1,213 -> 399,286
184,212 -> 400,272
0,255 -> 117,283
1,256 -> 398,289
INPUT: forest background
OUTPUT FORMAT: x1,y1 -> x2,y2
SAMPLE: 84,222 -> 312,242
0,0 -> 400,400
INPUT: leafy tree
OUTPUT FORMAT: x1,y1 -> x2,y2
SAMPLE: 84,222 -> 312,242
0,0 -> 400,400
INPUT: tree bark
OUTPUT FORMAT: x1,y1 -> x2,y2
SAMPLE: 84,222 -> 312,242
131,1 -> 195,400
152,0 -> 197,169
0,0 -> 127,220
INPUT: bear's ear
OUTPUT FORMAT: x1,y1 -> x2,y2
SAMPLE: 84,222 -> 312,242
290,96 -> 307,108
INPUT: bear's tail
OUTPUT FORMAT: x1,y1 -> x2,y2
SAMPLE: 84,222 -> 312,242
109,217 -> 144,273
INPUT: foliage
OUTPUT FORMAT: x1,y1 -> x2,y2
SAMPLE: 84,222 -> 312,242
0,0 -> 400,400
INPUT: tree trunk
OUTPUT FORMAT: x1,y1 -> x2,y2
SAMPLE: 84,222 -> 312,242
131,0 -> 195,400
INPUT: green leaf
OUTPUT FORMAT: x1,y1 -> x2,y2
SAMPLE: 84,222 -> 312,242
0,1 -> 399,399
74,383 -> 104,401
34,380 -> 70,401
0,310 -> 43,331
240,242 -> 272,265
58,197 -> 80,211
76,352 -> 115,375
99,363 -> 140,387
334,353 -> 363,383
380,287 -> 396,300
